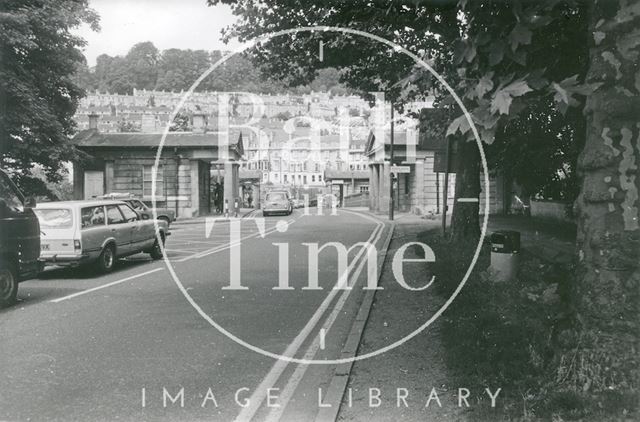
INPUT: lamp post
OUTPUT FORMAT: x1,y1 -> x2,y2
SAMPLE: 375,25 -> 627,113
389,103 -> 395,221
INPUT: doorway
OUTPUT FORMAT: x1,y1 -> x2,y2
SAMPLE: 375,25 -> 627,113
84,171 -> 104,199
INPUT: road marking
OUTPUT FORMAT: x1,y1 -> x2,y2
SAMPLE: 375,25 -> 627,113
178,216 -> 301,262
165,248 -> 206,254
50,268 -> 164,303
169,239 -> 231,245
457,197 -> 479,202
264,221 -> 386,422
234,214 -> 384,422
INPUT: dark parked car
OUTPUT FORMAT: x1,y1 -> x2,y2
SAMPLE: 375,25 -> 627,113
0,170 -> 41,307
98,193 -> 176,226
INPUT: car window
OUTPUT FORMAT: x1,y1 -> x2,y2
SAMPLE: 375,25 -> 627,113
106,205 -> 125,225
0,172 -> 24,214
129,200 -> 146,211
267,192 -> 287,201
34,208 -> 73,229
119,204 -> 138,222
81,206 -> 105,228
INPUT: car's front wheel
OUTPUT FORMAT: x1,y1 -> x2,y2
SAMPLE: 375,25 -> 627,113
149,234 -> 165,260
0,263 -> 18,308
97,244 -> 116,273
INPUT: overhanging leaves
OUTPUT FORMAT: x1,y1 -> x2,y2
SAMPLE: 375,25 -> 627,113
491,80 -> 533,115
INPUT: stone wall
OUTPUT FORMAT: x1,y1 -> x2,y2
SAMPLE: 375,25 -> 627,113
396,152 -> 504,216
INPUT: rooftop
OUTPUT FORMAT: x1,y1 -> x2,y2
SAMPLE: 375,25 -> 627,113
73,129 -> 244,151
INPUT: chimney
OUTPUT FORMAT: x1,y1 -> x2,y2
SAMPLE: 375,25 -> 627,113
141,113 -> 157,133
88,113 -> 99,130
192,113 -> 207,133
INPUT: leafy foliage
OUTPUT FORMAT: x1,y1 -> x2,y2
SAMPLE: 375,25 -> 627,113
77,43 -> 349,95
0,0 -> 99,194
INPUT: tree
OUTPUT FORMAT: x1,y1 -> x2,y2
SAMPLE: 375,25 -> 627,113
125,41 -> 159,90
436,1 -> 589,241
155,48 -> 210,91
488,100 -> 585,205
568,0 -> 639,404
169,112 -> 191,132
0,0 -> 99,195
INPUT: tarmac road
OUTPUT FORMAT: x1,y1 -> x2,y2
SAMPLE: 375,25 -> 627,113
0,208 -> 391,421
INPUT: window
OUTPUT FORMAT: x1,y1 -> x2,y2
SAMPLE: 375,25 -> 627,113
129,200 -> 147,211
318,175 -> 322,182
360,186 -> 369,193
143,165 -> 164,197
303,175 -> 307,184
34,208 -> 73,229
311,175 -> 315,182
266,192 -> 287,202
119,204 -> 138,222
106,205 -> 125,225
0,172 -> 24,214
81,206 -> 105,228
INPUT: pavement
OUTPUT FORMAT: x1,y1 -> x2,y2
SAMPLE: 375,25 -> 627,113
334,211 -> 576,422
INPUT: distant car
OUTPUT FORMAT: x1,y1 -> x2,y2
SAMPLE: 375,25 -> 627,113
263,191 -> 292,216
34,200 -> 170,273
98,193 -> 176,226
292,198 -> 305,209
0,169 -> 41,307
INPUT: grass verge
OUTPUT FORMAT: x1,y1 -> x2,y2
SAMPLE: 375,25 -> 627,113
417,229 -> 638,421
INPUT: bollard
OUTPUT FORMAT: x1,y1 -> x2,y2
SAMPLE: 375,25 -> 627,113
234,198 -> 239,218
489,230 -> 520,282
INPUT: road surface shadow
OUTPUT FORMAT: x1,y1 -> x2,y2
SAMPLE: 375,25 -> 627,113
37,255 -> 153,280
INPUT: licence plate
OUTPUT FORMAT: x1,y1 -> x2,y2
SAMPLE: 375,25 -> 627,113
41,244 -> 50,251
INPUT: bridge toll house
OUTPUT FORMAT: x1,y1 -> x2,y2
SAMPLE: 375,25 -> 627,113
72,113 -> 244,218
364,108 -> 506,217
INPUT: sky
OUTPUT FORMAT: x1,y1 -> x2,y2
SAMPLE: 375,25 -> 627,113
73,0 -> 241,66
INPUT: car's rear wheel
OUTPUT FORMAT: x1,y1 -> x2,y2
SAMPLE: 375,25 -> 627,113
149,233 -> 165,260
0,263 -> 18,308
97,244 -> 116,273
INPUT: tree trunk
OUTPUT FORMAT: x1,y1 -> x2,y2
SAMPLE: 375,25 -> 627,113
570,0 -> 640,396
450,138 -> 481,242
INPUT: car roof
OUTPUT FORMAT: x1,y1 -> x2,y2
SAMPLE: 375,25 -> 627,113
36,200 -> 128,208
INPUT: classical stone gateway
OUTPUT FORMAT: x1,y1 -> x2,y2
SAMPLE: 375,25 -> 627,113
364,122 -> 507,216
72,113 -> 244,218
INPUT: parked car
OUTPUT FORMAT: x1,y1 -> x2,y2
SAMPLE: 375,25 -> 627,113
292,198 -> 305,209
97,193 -> 176,226
34,200 -> 170,273
262,191 -> 293,216
0,170 -> 42,307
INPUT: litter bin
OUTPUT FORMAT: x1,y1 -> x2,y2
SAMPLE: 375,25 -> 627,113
489,230 -> 520,282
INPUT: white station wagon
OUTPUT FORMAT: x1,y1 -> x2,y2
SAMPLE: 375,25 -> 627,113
34,200 -> 170,272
